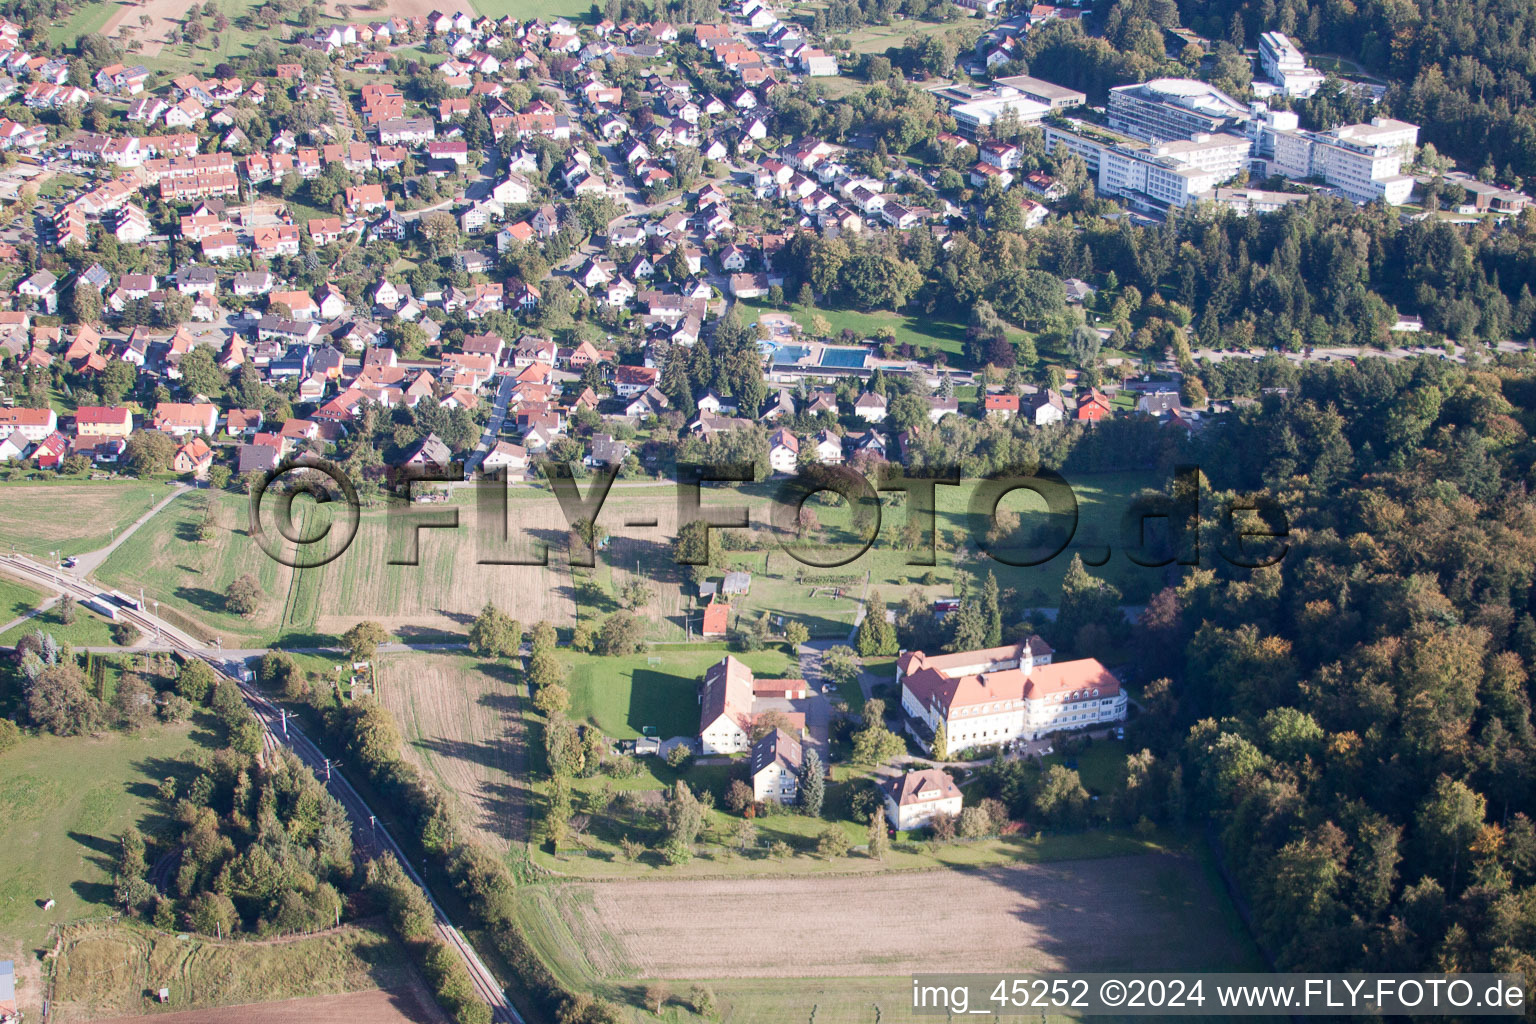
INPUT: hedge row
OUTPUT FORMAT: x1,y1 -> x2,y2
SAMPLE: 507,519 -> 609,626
330,699 -> 591,1024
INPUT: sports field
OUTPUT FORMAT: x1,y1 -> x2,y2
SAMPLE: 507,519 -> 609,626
0,481 -> 166,560
376,652 -> 529,851
520,852 -> 1261,1021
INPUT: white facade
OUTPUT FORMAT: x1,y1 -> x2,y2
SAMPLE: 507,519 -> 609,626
1258,32 -> 1324,97
1098,133 -> 1250,208
898,641 -> 1128,753
1256,112 -> 1418,204
883,770 -> 964,831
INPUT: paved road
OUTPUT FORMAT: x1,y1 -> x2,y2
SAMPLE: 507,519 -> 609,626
0,592 -> 60,638
464,372 -> 516,476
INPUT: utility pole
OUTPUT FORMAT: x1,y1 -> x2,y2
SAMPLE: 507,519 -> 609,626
324,757 -> 331,782
279,707 -> 288,738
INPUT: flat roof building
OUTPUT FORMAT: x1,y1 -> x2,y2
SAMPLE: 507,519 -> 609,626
1258,31 -> 1324,97
991,74 -> 1087,111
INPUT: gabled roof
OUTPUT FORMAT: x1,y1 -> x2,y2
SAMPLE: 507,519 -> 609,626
884,767 -> 961,806
751,727 -> 802,777
700,655 -> 754,733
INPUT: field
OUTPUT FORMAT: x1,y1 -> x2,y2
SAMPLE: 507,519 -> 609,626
95,490 -> 304,646
94,987 -> 445,1024
376,652 -> 529,851
48,920 -> 420,1023
519,852 -> 1260,1020
0,481 -> 167,560
100,470 -> 1166,646
561,646 -> 797,740
0,723 -> 211,1017
308,488 -> 578,639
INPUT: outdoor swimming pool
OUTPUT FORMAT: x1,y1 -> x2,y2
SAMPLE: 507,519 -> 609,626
819,347 -> 869,368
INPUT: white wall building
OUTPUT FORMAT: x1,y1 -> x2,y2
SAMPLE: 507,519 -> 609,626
882,768 -> 964,831
898,639 -> 1127,754
1258,32 -> 1324,98
751,728 -> 802,803
1097,133 -> 1251,208
1254,110 -> 1418,204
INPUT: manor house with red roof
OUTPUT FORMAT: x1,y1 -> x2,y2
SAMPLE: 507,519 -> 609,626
897,638 -> 1126,754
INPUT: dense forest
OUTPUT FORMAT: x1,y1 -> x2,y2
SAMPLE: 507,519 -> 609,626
1065,355 -> 1536,974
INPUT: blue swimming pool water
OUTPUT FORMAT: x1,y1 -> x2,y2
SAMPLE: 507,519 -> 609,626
819,347 -> 869,368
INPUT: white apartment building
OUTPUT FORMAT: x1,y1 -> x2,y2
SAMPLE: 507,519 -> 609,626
1254,110 -> 1418,204
1258,32 -> 1324,97
898,639 -> 1127,754
1107,78 -> 1251,143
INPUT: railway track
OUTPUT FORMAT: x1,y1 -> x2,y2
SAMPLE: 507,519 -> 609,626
0,554 -> 521,1024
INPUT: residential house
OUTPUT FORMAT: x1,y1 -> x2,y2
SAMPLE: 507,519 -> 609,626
854,391 -> 887,423
751,728 -> 803,803
881,768 -> 964,831
173,437 -> 214,477
152,401 -> 218,436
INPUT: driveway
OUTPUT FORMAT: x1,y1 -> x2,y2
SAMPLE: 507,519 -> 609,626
790,641 -> 837,766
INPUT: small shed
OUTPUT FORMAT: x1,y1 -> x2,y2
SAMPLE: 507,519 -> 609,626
722,571 -> 752,596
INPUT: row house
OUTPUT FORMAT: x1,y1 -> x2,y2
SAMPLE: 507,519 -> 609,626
161,171 -> 240,202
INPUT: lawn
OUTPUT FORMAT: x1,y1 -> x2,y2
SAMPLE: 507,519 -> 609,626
45,0 -> 114,46
1044,737 -> 1129,794
0,601 -> 120,650
842,15 -> 964,55
741,296 -> 997,368
712,470 -> 1166,639
0,481 -> 169,560
0,572 -> 44,624
0,721 -> 216,1016
561,646 -> 797,741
